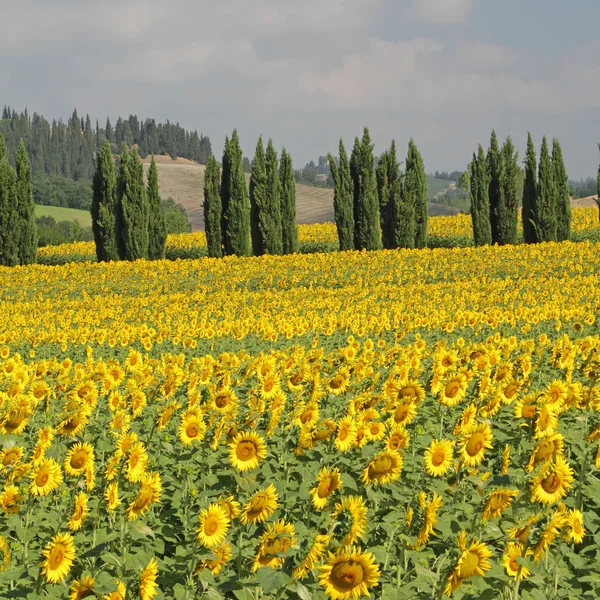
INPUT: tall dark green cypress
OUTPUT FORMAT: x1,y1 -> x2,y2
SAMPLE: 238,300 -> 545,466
497,137 -> 519,245
536,136 -> 557,242
279,148 -> 298,254
249,136 -> 267,256
376,150 -> 392,248
328,140 -> 354,251
220,136 -> 231,250
406,139 -> 428,249
203,155 -> 223,258
221,130 -> 251,256
15,139 -> 37,264
147,155 -> 166,259
552,138 -> 571,242
350,128 -> 381,250
0,134 -> 19,266
263,140 -> 283,255
92,140 -> 119,262
395,141 -> 416,249
522,133 -> 538,244
116,145 -> 149,260
470,145 -> 492,246
487,130 -> 503,245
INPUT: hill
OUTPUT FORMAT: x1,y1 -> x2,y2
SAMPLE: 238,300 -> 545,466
35,205 -> 92,227
571,195 -> 598,208
143,157 -> 463,231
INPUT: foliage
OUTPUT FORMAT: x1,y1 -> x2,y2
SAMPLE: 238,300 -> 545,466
36,215 -> 94,247
147,156 -> 167,260
536,136 -> 558,243
487,130 -> 503,245
522,133 -> 538,244
280,148 -> 298,255
553,139 -> 572,242
203,156 -> 223,258
328,140 -> 354,252
15,139 -> 38,264
33,174 -> 92,211
497,137 -> 520,245
407,140 -> 428,249
249,137 -> 267,257
470,146 -> 492,246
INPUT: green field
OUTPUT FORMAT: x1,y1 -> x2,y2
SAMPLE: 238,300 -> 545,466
426,177 -> 453,199
35,205 -> 92,227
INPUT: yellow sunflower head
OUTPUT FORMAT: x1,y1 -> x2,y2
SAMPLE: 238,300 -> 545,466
311,467 -> 342,510
197,503 -> 231,548
361,450 -> 403,486
424,439 -> 454,477
229,431 -> 267,472
41,532 -> 76,584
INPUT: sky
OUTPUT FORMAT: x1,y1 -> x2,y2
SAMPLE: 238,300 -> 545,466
0,0 -> 599,179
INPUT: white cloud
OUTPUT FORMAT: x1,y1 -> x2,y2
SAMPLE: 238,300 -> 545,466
412,0 -> 476,23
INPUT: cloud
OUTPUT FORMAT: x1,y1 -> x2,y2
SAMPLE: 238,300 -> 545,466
412,0 -> 476,23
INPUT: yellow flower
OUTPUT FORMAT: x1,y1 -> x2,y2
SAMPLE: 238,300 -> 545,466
103,579 -> 127,600
444,532 -> 493,595
217,495 -> 241,520
41,532 -> 76,583
331,496 -> 368,545
197,503 -> 230,548
438,373 -> 468,407
105,482 -> 120,512
240,484 -> 279,524
385,424 -> 410,452
318,546 -> 380,600
127,472 -> 162,521
64,442 -> 95,477
125,442 -> 148,483
70,575 -> 95,600
252,519 -> 296,571
327,368 -> 349,395
526,433 -> 564,471
412,493 -> 444,550
311,467 -> 342,510
364,420 -> 385,442
0,484 -> 23,514
501,444 -> 510,475
530,455 -> 574,505
459,423 -> 493,467
424,439 -> 454,477
0,535 -> 10,571
361,450 -> 403,485
195,542 -> 232,576
334,416 -> 357,452
481,488 -> 518,520
501,542 -> 531,579
178,411 -> 206,446
0,446 -> 24,470
139,557 -> 159,600
389,401 -> 417,427
29,458 -> 63,496
68,492 -> 89,531
228,431 -> 267,472
565,508 -> 585,544
293,533 -> 329,580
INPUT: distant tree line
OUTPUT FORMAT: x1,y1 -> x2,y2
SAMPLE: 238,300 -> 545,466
430,170 -> 463,183
570,177 -> 597,199
203,131 -> 298,258
469,131 -> 571,245
0,106 -> 211,182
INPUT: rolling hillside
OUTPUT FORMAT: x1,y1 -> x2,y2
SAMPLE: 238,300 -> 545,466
143,157 -> 462,231
35,205 -> 92,227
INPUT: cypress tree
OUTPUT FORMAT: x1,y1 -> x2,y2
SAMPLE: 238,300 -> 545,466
487,130 -> 503,245
116,145 -> 149,260
221,130 -> 251,256
279,148 -> 298,254
203,155 -> 223,258
470,146 -> 492,246
536,136 -> 557,242
263,139 -> 283,255
220,136 -> 231,250
249,136 -> 267,256
406,139 -> 428,248
376,150 -> 392,248
394,142 -> 416,249
552,138 -> 571,242
328,139 -> 354,251
350,128 -> 381,250
92,140 -> 119,262
497,137 -> 519,245
0,134 -> 19,266
146,155 -> 166,259
522,133 -> 538,244
15,139 -> 37,264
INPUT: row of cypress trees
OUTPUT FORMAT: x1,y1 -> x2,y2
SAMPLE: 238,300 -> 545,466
329,128 -> 428,251
0,134 -> 37,266
91,140 -> 166,261
203,130 -> 298,258
471,131 -> 571,246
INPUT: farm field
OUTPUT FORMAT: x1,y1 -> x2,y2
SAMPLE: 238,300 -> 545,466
34,205 -> 92,228
1,210 -> 600,599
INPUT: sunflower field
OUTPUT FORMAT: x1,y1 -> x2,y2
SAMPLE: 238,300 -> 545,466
2,209 -> 600,599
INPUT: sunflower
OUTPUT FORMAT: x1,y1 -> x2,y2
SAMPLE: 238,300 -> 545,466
424,439 -> 454,477
412,493 -> 444,549
240,484 -> 279,524
438,373 -> 468,407
41,532 -> 75,583
565,508 -> 585,544
293,533 -> 330,580
0,446 -> 24,471
526,433 -> 564,472
530,455 -> 574,505
501,542 -> 531,579
499,379 -> 522,405
459,423 -> 493,467
327,368 -> 350,395
361,450 -> 403,485
197,503 -> 231,548
534,403 -> 558,439
389,401 -> 417,427
501,444 -> 511,475
68,492 -> 89,531
386,424 -> 410,452
515,395 -> 537,420
229,431 -> 267,472
217,495 -> 241,520
543,380 -> 568,408
210,387 -> 238,413
331,496 -> 368,545
533,507 -> 568,561
103,579 -> 127,600
0,535 -> 9,571
195,542 -> 232,576
178,412 -> 206,446
29,458 -> 63,497
127,472 -> 162,521
105,482 -> 120,512
452,403 -> 478,436
69,575 -> 95,600
395,380 -> 425,404
125,442 -> 148,483
334,416 -> 357,452
0,484 -> 23,514
444,532 -> 493,595
311,467 -> 342,509
251,520 -> 296,572
139,557 -> 159,600
296,402 -> 320,429
364,421 -> 385,442
130,390 -> 147,418
64,442 -> 95,477
481,488 -> 518,520
319,545 -> 380,600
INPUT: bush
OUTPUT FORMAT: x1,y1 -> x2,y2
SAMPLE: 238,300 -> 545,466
36,216 -> 94,247
161,197 -> 191,234
33,174 -> 92,210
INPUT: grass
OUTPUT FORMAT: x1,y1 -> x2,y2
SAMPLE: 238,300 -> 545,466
35,205 -> 92,227
145,158 -> 462,231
